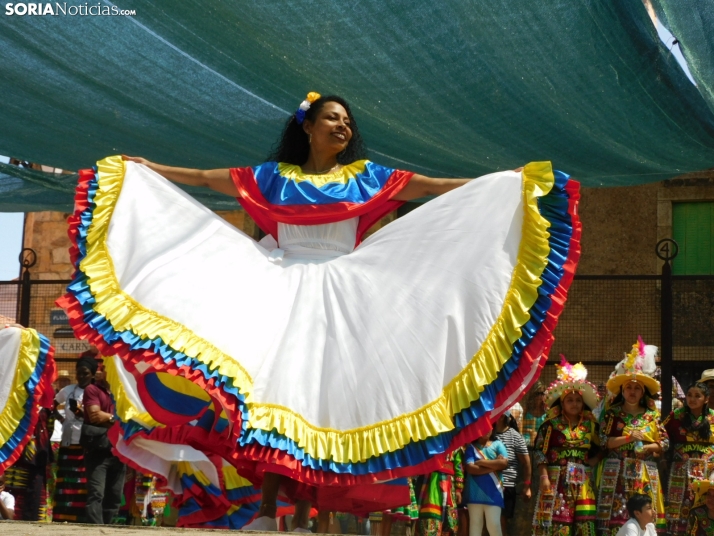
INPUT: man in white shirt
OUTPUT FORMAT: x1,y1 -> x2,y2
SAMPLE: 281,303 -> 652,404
616,494 -> 657,536
0,472 -> 15,520
54,362 -> 93,447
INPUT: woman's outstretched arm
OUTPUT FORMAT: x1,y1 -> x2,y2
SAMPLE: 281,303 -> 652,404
122,156 -> 239,197
393,168 -> 523,202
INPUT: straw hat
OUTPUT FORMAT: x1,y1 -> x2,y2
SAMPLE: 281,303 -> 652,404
606,337 -> 660,396
699,369 -> 714,384
544,355 -> 600,411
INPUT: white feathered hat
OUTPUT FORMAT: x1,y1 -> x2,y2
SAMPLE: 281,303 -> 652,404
606,336 -> 660,396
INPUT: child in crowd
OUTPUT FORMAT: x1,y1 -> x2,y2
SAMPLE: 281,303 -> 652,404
492,410 -> 531,536
463,425 -> 508,536
616,494 -> 657,536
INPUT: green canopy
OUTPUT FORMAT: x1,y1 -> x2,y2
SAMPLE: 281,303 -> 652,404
653,0 -> 714,115
1,0 -> 713,211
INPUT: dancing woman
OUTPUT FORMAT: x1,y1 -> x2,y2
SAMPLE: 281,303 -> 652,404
663,382 -> 714,534
532,358 -> 601,536
596,340 -> 669,534
686,478 -> 714,536
59,93 -> 581,528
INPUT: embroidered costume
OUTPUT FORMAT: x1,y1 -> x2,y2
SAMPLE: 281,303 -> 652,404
686,506 -> 714,536
57,156 -> 580,522
416,449 -> 464,536
596,339 -> 668,534
388,478 -> 419,522
52,383 -> 88,523
663,407 -> 714,534
532,357 -> 600,536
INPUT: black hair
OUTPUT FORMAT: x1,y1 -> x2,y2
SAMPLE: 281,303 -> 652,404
76,355 -> 98,375
491,413 -> 520,439
626,493 -> 652,518
266,95 -> 367,165
682,382 -> 711,440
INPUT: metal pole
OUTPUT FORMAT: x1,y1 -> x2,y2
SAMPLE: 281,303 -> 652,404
660,260 -> 673,417
17,248 -> 37,328
656,239 -> 678,417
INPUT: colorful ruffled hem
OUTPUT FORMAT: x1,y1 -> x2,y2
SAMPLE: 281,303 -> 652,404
0,328 -> 56,471
57,156 -> 580,486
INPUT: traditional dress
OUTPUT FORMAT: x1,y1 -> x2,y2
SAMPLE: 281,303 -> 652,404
52,383 -> 88,523
57,156 -> 580,520
664,408 -> 714,534
532,409 -> 599,536
596,403 -> 668,534
532,357 -> 601,536
596,339 -> 668,535
415,449 -> 464,536
389,478 -> 419,523
686,506 -> 714,536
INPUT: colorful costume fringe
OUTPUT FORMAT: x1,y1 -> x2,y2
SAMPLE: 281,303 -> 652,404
662,407 -> 714,535
596,403 -> 669,534
52,444 -> 88,522
56,156 -> 580,515
685,506 -> 714,535
416,449 -> 463,536
532,409 -> 599,536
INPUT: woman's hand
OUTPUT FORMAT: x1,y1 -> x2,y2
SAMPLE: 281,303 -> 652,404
513,167 -> 524,173
629,430 -> 645,442
122,155 -> 152,166
539,475 -> 552,494
636,442 -> 661,459
1,323 -> 24,330
523,485 -> 532,500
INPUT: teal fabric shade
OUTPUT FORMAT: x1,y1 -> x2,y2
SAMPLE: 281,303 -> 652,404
1,0 -> 713,211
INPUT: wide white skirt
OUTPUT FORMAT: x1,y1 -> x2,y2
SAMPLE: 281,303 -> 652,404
58,156 -> 579,493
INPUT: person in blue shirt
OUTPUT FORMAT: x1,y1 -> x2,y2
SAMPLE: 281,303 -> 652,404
464,424 -> 508,536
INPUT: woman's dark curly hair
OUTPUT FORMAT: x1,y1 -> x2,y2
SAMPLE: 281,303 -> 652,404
266,95 -> 367,165
682,382 -> 711,440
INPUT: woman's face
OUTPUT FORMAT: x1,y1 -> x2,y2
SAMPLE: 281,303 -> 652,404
475,435 -> 489,446
76,365 -> 94,388
303,101 -> 352,157
561,392 -> 583,418
686,386 -> 707,412
623,381 -> 644,405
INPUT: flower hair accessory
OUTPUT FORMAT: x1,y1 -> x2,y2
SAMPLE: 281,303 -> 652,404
295,92 -> 321,124
543,355 -> 599,411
